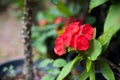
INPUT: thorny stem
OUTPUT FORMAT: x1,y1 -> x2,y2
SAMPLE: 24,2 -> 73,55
22,0 -> 34,80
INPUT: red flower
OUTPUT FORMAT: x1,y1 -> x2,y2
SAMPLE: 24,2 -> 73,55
77,36 -> 89,51
82,24 -> 94,40
54,21 -> 94,56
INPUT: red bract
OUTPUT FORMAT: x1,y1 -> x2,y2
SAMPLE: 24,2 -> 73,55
83,24 -> 94,40
55,35 -> 63,44
54,21 -> 94,56
70,28 -> 82,49
65,22 -> 81,35
54,35 -> 65,56
62,31 -> 72,47
77,36 -> 89,51
54,44 -> 65,56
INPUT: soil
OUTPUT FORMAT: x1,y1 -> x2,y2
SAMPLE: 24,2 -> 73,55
0,8 -> 24,62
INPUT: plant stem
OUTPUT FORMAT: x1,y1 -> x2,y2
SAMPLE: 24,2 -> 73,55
79,0 -> 89,21
22,0 -> 34,80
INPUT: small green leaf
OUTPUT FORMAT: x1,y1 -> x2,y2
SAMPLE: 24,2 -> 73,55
53,58 -> 67,68
57,54 -> 83,80
47,68 -> 60,75
67,47 -> 73,52
39,59 -> 53,68
86,59 -> 91,72
85,39 -> 102,61
57,1 -> 71,17
100,60 -> 115,80
89,0 -> 108,12
41,75 -> 55,80
79,70 -> 89,80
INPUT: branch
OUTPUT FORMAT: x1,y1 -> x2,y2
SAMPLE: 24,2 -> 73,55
79,0 -> 90,21
22,0 -> 34,80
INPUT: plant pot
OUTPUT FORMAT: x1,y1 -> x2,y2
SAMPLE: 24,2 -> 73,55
0,58 -> 56,80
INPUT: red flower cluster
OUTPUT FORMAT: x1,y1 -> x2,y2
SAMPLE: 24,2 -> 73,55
54,21 -> 94,56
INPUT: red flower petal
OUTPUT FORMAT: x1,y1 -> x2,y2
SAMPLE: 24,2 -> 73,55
82,24 -> 94,40
54,44 -> 65,56
62,31 -> 72,47
70,27 -> 83,50
55,35 -> 63,44
77,35 -> 89,51
65,22 -> 81,35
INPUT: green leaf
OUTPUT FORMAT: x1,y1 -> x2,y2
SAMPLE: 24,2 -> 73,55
41,75 -> 55,80
100,60 -> 115,80
89,0 -> 108,12
57,1 -> 71,17
35,43 -> 47,54
47,68 -> 60,75
86,59 -> 91,72
85,39 -> 102,61
79,70 -> 89,80
53,58 -> 67,68
98,3 -> 120,46
98,31 -> 111,46
39,59 -> 53,68
56,54 -> 83,80
89,64 -> 95,80
104,3 -> 120,33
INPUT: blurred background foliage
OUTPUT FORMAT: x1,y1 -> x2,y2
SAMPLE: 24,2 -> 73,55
0,0 -> 105,59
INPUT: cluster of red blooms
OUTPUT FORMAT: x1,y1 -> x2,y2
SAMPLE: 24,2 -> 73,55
54,21 -> 94,56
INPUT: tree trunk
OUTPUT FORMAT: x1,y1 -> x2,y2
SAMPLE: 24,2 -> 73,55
22,0 -> 34,80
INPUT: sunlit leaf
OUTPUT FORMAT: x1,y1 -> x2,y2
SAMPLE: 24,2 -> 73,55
53,58 -> 67,68
98,3 -> 120,46
56,54 -> 83,80
41,75 -> 55,80
39,59 -> 53,68
89,0 -> 108,12
85,39 -> 102,61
